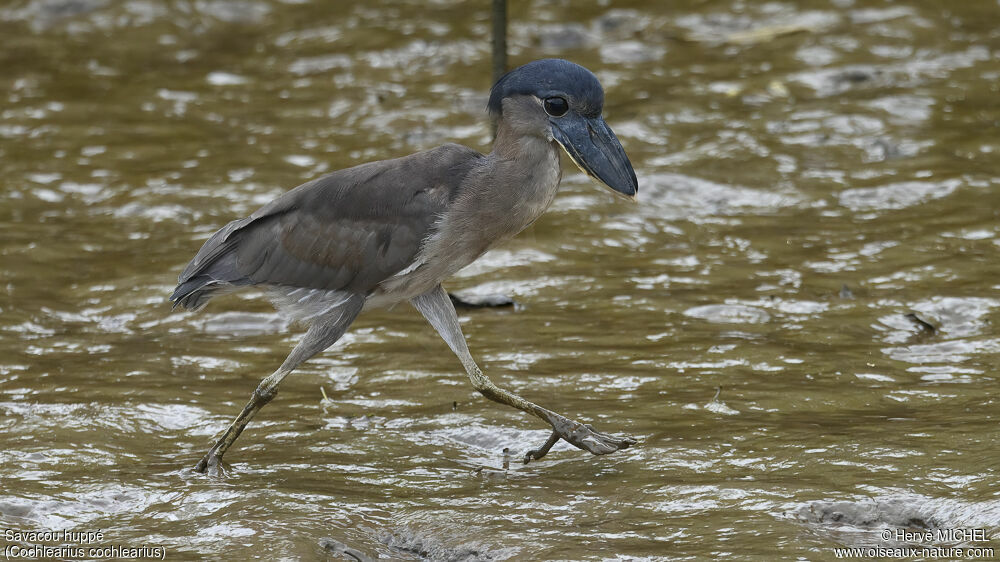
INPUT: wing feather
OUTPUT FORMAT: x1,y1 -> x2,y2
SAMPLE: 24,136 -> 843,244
171,143 -> 481,308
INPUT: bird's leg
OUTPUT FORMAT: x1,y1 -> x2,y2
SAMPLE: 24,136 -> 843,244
412,285 -> 636,463
194,294 -> 365,474
194,367 -> 289,474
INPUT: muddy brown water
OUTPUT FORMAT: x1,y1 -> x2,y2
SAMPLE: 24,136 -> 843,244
2,0 -> 999,560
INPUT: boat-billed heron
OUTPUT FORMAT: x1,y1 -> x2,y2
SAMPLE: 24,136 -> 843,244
171,58 -> 639,473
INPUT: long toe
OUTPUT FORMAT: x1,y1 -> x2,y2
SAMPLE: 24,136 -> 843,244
559,422 -> 636,455
523,446 -> 550,464
523,430 -> 561,464
582,430 -> 636,455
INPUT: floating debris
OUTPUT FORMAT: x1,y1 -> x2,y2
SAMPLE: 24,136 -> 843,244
725,23 -> 815,45
319,386 -> 336,412
705,387 -> 739,416
794,498 -> 943,531
318,538 -> 372,562
905,312 -> 937,335
839,284 -> 854,299
449,292 -> 515,308
377,527 -> 509,561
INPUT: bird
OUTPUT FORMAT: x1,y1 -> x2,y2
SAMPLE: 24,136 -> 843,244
171,58 -> 639,473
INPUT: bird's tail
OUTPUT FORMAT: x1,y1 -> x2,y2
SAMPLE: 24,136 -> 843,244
170,278 -> 214,311
170,218 -> 254,311
170,252 -> 252,311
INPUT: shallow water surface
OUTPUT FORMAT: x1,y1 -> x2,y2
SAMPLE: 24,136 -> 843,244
2,0 -> 1000,560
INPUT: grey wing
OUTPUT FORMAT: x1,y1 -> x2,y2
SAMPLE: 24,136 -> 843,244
170,144 -> 482,310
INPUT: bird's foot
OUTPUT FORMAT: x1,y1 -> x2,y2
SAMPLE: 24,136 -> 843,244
525,411 -> 636,463
193,448 -> 231,476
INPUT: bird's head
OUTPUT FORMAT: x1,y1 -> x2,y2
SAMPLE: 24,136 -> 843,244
488,58 -> 638,200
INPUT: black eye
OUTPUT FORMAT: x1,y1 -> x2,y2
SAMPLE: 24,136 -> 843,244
543,96 -> 568,117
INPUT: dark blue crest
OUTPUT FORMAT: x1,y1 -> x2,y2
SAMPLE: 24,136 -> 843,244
487,59 -> 605,118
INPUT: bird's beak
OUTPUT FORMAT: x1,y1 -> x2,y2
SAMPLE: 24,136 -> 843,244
551,115 -> 638,200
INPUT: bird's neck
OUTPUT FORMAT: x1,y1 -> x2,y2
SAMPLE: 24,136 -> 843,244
488,120 -> 562,193
491,120 -> 552,162
472,121 -> 562,239
489,122 -> 562,188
